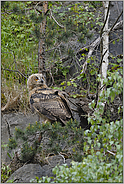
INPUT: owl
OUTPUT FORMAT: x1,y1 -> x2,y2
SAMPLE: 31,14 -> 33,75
27,73 -> 73,125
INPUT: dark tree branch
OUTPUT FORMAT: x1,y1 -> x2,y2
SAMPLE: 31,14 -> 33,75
109,10 -> 123,33
1,68 -> 27,79
2,46 -> 17,70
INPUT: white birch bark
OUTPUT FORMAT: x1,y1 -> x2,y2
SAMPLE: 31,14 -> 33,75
101,1 -> 110,91
94,1 -> 110,117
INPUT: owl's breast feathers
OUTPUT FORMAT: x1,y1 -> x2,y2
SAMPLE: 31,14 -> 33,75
29,88 -> 73,125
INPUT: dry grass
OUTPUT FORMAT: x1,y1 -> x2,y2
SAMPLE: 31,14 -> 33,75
1,77 -> 30,114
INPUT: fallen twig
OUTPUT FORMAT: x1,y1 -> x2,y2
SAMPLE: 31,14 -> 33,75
58,152 -> 65,163
1,94 -> 20,112
107,150 -> 116,156
5,119 -> 12,138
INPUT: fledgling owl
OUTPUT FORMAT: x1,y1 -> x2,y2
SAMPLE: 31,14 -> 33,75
27,73 -> 73,125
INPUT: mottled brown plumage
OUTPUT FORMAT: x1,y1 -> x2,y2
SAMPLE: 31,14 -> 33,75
27,73 -> 73,125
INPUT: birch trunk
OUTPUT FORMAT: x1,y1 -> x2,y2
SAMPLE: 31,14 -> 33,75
101,1 -> 110,91
94,1 -> 110,112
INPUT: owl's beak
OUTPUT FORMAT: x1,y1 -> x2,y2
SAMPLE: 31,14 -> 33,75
40,78 -> 44,83
38,78 -> 44,84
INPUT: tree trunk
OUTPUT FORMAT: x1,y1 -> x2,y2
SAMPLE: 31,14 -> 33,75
94,1 -> 110,110
38,1 -> 48,79
101,1 -> 110,91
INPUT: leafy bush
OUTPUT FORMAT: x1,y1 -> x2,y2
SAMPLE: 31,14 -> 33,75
30,116 -> 123,183
30,62 -> 123,183
8,119 -> 84,163
1,164 -> 12,183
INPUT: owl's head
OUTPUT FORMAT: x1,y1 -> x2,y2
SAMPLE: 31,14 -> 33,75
27,73 -> 47,90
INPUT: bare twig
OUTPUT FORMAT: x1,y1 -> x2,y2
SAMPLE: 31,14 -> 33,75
2,46 -> 17,70
34,1 -> 42,9
57,152 -> 65,163
49,69 -> 55,87
50,9 -> 64,28
107,150 -> 116,156
1,10 -> 13,15
67,98 -> 79,108
5,119 -> 12,138
45,42 -> 62,53
71,108 -> 79,112
1,93 -> 20,112
109,10 -> 123,33
1,68 -> 27,79
80,13 -> 123,75
108,35 -> 123,45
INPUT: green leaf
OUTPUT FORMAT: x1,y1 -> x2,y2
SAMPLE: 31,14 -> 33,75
67,81 -> 71,86
7,152 -> 12,159
112,40 -> 115,44
73,83 -> 77,87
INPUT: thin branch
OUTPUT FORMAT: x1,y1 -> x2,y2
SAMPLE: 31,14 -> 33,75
116,2 -> 121,18
71,108 -> 79,112
109,10 -> 123,33
57,152 -> 65,163
108,35 -> 123,45
100,84 -> 106,91
45,42 -> 62,53
80,10 -> 123,76
34,1 -> 43,9
2,46 -> 17,70
1,93 -> 20,112
1,10 -> 13,15
49,69 -> 55,87
5,119 -> 12,138
107,150 -> 116,156
50,9 -> 64,28
1,68 -> 27,79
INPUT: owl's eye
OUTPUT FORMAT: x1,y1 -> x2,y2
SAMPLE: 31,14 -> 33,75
35,76 -> 39,81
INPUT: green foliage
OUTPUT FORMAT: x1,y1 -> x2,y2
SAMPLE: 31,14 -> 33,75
1,2 -> 123,182
1,164 -> 12,183
8,137 -> 18,149
44,1 -> 98,79
31,152 -> 122,183
8,119 -> 84,163
1,1 -> 102,110
1,1 -> 38,87
1,142 -> 8,150
1,1 -> 40,112
30,57 -> 123,183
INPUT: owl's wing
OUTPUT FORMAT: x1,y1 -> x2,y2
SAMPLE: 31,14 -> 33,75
30,89 -> 73,124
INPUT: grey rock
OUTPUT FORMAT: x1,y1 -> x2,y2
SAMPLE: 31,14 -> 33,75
7,164 -> 44,183
7,157 -> 72,183
1,112 -> 38,165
